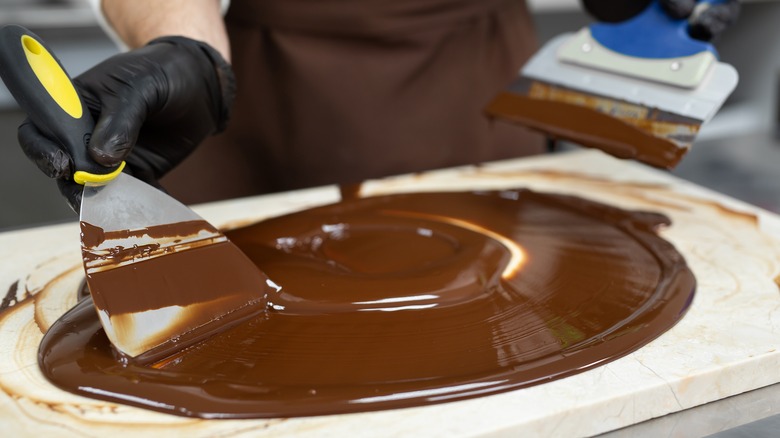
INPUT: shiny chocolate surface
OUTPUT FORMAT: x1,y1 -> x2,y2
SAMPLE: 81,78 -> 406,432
39,189 -> 695,418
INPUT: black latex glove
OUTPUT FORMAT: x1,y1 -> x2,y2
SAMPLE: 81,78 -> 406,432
581,0 -> 653,23
660,0 -> 740,42
17,36 -> 236,212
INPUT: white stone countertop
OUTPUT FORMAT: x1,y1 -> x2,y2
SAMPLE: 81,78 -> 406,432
1,150 -> 779,437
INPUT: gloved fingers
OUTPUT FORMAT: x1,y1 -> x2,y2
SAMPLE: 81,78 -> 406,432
80,83 -> 149,168
688,0 -> 741,42
89,109 -> 143,166
661,0 -> 740,42
73,62 -> 168,169
14,36 -> 233,213
56,178 -> 82,214
581,0 -> 654,23
585,0 -> 739,42
660,0 -> 696,19
17,119 -> 72,179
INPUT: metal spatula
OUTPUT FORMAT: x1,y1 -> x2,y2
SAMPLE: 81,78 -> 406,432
0,24 -> 270,364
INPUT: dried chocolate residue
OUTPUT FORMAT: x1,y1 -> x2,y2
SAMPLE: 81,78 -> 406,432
338,183 -> 363,201
485,91 -> 688,169
77,279 -> 90,302
0,281 -> 19,311
80,220 -> 220,248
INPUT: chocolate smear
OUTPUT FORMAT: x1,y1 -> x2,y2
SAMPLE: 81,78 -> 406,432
39,189 -> 695,418
485,91 -> 696,168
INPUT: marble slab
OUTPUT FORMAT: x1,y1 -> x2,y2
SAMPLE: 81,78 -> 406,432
1,149 -> 778,437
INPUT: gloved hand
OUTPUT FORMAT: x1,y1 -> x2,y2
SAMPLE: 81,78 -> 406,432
17,36 -> 236,212
582,0 -> 740,41
660,0 -> 740,41
581,0 -> 653,23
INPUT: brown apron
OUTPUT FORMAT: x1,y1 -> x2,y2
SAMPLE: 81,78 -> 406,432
162,0 -> 543,204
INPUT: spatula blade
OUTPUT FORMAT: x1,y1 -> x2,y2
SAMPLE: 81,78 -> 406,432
80,173 -> 270,363
0,25 -> 269,364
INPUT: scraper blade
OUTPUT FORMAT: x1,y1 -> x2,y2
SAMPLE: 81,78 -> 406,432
0,24 -> 271,364
486,0 -> 739,169
80,173 -> 270,363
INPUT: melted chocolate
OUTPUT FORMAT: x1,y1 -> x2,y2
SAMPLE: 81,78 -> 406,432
80,219 -> 270,362
39,189 -> 695,418
485,91 -> 693,169
80,220 -> 220,250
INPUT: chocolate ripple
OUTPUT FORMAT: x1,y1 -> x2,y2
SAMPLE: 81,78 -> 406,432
38,189 -> 695,418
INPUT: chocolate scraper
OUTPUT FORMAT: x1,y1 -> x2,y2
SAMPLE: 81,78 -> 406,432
0,25 -> 270,364
486,0 -> 739,169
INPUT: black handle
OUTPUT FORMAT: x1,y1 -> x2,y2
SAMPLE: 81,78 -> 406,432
0,24 -> 122,183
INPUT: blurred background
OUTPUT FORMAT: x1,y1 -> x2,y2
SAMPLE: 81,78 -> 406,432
0,0 -> 779,231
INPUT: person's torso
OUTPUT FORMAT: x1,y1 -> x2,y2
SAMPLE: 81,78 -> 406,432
227,0 -> 510,37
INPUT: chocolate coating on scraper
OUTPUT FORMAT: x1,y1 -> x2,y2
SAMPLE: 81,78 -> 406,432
80,219 -> 270,362
485,91 -> 692,168
39,189 -> 695,418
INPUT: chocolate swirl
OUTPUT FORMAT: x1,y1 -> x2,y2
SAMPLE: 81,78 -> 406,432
39,189 -> 694,418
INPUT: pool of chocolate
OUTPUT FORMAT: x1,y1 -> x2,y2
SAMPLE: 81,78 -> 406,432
39,189 -> 695,419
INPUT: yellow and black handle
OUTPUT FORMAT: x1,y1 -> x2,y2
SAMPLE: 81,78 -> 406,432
0,24 -> 124,185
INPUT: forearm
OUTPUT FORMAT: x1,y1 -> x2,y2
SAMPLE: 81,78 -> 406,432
101,0 -> 231,62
